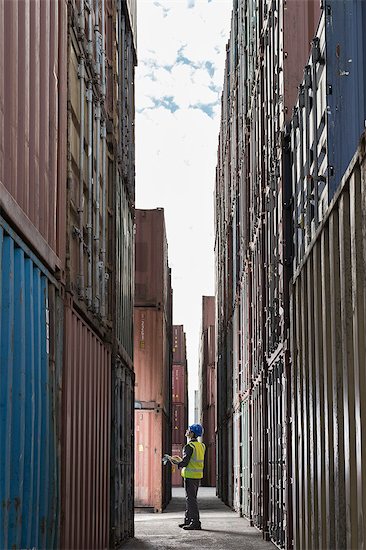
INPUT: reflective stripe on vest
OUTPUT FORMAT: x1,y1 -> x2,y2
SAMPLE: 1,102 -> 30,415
181,441 -> 206,479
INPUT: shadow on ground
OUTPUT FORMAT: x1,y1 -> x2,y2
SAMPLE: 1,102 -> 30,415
122,488 -> 273,550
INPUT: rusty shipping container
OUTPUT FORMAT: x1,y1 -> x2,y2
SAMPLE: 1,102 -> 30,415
172,364 -> 188,405
171,444 -> 184,488
291,138 -> 366,550
172,324 -> 187,366
134,409 -> 171,512
134,207 -> 173,512
134,308 -> 171,413
172,403 -> 186,445
61,303 -> 111,550
0,216 -> 63,550
0,0 -> 67,272
135,209 -> 170,311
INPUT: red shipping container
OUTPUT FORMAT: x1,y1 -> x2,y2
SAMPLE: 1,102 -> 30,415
61,301 -> 111,550
135,209 -> 169,310
0,0 -> 67,271
202,296 -> 215,331
172,403 -> 186,445
172,364 -> 187,404
134,308 -> 171,413
135,409 -> 171,511
171,444 -> 184,487
283,0 -> 322,119
172,325 -> 186,364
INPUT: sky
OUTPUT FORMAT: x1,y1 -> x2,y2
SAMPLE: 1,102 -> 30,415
135,0 -> 232,422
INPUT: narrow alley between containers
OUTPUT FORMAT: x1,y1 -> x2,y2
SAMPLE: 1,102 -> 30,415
124,488 -> 273,550
2,1 -> 366,550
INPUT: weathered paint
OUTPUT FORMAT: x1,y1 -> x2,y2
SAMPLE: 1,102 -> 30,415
134,308 -> 171,414
172,364 -> 187,405
0,0 -> 67,269
61,304 -> 111,550
0,217 -> 62,550
172,325 -> 186,366
110,359 -> 134,548
134,409 -> 171,512
326,0 -> 366,197
172,403 -> 186,445
135,209 -> 170,312
291,141 -> 366,550
171,445 -> 184,488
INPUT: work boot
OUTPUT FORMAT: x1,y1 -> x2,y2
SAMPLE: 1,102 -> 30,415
178,520 -> 190,528
183,521 -> 201,530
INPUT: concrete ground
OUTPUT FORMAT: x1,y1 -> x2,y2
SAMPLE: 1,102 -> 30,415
123,487 -> 274,549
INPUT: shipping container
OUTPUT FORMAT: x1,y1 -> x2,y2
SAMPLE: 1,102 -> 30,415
0,0 -> 67,271
134,409 -> 171,512
233,409 -> 241,512
241,397 -> 251,519
0,216 -> 62,550
114,177 -> 134,363
325,0 -> 366,197
110,359 -> 134,548
283,0 -> 321,118
134,308 -> 171,414
171,444 -> 184,488
199,296 -> 216,487
172,403 -> 186,446
61,303 -> 111,550
172,364 -> 187,404
135,209 -> 169,311
172,325 -> 186,365
290,140 -> 366,550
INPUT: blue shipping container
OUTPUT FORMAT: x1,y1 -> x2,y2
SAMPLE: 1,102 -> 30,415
326,0 -> 366,196
0,216 -> 62,549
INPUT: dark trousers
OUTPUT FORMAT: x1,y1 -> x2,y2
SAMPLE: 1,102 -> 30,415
184,478 -> 200,523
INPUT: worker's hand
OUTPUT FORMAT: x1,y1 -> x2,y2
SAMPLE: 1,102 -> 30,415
170,455 -> 182,464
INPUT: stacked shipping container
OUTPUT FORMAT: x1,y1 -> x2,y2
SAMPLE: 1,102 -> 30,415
216,0 -> 366,549
171,325 -> 188,487
134,209 -> 173,512
198,297 -> 216,487
215,0 -> 320,546
0,1 -> 137,548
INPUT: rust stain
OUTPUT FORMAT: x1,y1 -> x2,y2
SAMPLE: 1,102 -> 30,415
14,496 -> 21,512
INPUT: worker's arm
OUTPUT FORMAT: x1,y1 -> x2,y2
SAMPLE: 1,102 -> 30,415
177,444 -> 193,469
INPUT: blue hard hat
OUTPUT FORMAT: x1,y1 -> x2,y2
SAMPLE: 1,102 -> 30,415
189,423 -> 203,437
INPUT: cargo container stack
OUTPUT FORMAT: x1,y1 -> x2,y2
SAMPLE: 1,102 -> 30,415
134,208 -> 173,512
216,0 -> 366,548
289,3 -> 366,549
198,297 -> 216,487
0,1 -> 137,548
215,0 -> 321,547
171,325 -> 189,487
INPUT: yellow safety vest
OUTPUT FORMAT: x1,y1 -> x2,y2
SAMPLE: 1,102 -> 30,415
181,441 -> 206,479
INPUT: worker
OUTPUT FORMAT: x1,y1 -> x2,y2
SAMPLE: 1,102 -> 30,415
176,423 -> 206,531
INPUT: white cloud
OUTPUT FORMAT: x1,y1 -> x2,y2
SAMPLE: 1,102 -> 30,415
136,0 -> 231,422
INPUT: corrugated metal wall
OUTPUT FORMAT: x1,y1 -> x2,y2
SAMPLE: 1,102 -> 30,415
134,208 -> 173,512
291,144 -> 366,550
0,217 -> 62,550
134,409 -> 171,512
199,297 -> 216,487
110,359 -> 134,548
61,305 -> 111,550
216,1 -> 366,549
215,0 -> 320,547
0,0 -> 137,547
0,0 -> 67,271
